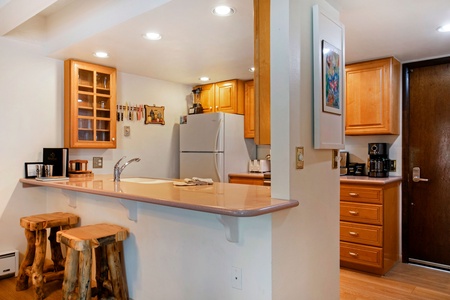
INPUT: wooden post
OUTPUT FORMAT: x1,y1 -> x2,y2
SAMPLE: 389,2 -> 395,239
62,247 -> 78,300
78,248 -> 92,300
107,242 -> 128,300
49,226 -> 65,271
16,229 -> 35,291
31,229 -> 47,300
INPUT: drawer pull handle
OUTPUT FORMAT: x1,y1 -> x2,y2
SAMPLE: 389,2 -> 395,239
349,252 -> 358,257
349,192 -> 359,197
349,231 -> 359,236
348,210 -> 359,216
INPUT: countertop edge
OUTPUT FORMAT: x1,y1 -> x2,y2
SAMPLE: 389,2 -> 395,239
340,176 -> 402,185
19,178 -> 299,217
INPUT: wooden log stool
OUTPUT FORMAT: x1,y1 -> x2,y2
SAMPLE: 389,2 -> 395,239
57,223 -> 129,300
16,212 -> 79,300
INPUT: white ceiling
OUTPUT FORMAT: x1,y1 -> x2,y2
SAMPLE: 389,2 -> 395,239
1,0 -> 450,86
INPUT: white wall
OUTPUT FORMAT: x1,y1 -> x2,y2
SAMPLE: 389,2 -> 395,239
271,0 -> 340,299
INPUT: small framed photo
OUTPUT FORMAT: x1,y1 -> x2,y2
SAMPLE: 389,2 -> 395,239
144,105 -> 165,125
25,162 -> 43,178
322,40 -> 342,115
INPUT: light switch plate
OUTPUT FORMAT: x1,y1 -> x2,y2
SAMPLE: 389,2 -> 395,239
296,147 -> 304,169
124,126 -> 130,137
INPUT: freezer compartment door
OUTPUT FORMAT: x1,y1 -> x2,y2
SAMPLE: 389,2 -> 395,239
180,113 -> 224,152
180,152 -> 224,182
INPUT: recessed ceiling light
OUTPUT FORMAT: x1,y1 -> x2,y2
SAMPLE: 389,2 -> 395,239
93,51 -> 109,58
212,6 -> 235,16
437,24 -> 450,32
199,77 -> 210,82
249,67 -> 255,73
143,32 -> 162,40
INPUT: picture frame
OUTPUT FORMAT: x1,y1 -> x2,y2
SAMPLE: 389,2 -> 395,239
144,105 -> 165,125
322,40 -> 342,115
25,162 -> 43,178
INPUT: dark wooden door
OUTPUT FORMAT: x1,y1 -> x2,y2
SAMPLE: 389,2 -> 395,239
403,58 -> 450,270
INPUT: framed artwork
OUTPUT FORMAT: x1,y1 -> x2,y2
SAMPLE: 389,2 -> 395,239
25,162 -> 43,178
322,40 -> 341,115
144,105 -> 165,125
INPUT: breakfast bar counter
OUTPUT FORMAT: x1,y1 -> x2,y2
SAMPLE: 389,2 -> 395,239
19,175 -> 298,217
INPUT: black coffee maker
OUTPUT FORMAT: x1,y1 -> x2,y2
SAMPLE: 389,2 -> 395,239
368,143 -> 390,177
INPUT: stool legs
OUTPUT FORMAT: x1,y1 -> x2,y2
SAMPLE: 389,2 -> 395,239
62,247 -> 78,300
78,248 -> 92,300
16,229 -> 36,291
48,227 -> 65,272
31,229 -> 47,300
107,243 -> 128,300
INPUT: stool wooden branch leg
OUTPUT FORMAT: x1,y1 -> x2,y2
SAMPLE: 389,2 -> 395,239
78,248 -> 92,300
31,229 -> 47,300
16,228 -> 36,291
62,247 -> 78,300
107,242 -> 128,300
49,226 -> 65,271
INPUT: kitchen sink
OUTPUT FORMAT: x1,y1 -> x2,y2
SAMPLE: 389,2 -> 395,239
118,177 -> 172,184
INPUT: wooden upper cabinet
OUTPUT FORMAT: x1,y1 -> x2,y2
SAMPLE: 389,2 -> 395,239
193,79 -> 244,114
254,0 -> 270,145
345,57 -> 400,135
64,59 -> 117,149
244,80 -> 255,138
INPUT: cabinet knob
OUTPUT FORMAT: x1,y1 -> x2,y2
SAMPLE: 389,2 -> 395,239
215,106 -> 218,109
112,137 -> 115,141
349,252 -> 359,257
348,210 -> 359,216
349,192 -> 359,197
349,231 -> 359,236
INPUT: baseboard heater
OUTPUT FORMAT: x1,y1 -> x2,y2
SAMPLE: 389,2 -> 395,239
0,250 -> 19,279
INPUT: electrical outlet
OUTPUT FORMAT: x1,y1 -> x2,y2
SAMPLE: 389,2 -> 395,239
390,160 -> 397,172
296,147 -> 304,169
93,157 -> 103,168
231,266 -> 242,290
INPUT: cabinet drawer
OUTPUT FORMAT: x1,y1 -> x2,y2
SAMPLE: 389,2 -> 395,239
340,221 -> 382,247
340,202 -> 382,225
340,186 -> 382,204
340,242 -> 383,268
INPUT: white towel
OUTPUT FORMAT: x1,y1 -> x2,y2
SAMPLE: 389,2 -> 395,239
173,177 -> 214,186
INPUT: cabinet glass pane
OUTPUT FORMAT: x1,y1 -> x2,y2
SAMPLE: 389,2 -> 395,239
78,94 -> 93,108
78,130 -> 94,141
78,69 -> 93,86
96,72 -> 110,90
96,131 -> 110,142
78,118 -> 93,129
97,96 -> 110,109
96,120 -> 110,131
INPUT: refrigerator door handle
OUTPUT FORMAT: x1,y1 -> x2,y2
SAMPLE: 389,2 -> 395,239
214,118 -> 223,152
214,153 -> 222,182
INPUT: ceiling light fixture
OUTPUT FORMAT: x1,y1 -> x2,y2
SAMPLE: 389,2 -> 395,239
437,24 -> 450,32
93,51 -> 109,58
199,77 -> 210,82
212,6 -> 235,16
143,32 -> 162,40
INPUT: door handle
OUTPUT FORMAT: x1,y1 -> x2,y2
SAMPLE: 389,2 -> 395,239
412,167 -> 429,182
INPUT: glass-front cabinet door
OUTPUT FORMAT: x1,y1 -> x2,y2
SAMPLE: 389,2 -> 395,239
64,60 -> 116,148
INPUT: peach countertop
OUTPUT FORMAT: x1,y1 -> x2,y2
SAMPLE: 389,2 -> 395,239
19,175 -> 298,217
340,176 -> 402,185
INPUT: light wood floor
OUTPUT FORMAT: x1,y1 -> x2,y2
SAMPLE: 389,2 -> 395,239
0,263 -> 449,299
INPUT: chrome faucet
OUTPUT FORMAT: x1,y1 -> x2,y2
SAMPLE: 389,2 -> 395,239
114,156 -> 141,182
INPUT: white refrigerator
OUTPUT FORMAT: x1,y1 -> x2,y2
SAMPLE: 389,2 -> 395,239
180,112 -> 253,182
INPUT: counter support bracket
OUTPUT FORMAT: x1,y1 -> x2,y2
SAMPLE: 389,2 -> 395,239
218,215 -> 239,243
119,199 -> 138,222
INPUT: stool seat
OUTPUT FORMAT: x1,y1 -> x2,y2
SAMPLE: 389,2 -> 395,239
57,223 -> 129,300
16,212 -> 79,300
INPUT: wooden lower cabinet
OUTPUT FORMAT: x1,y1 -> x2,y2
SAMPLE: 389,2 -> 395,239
340,180 -> 400,275
229,173 -> 264,186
